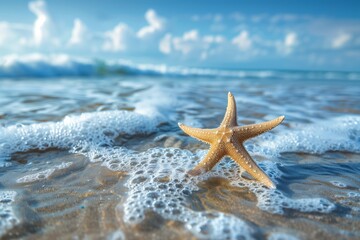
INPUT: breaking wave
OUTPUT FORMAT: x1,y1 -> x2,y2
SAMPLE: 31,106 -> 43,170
0,54 -> 359,81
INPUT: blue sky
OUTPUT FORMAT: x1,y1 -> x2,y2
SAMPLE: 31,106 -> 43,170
0,0 -> 359,71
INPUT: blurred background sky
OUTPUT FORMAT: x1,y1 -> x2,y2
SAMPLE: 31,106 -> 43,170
0,0 -> 359,71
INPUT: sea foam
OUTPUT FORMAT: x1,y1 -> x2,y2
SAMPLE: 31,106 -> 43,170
16,162 -> 73,183
2,84 -> 359,238
251,115 -> 360,157
0,191 -> 19,236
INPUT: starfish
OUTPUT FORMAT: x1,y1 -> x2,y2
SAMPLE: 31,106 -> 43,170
178,92 -> 284,189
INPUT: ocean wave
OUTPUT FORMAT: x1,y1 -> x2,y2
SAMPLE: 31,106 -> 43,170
0,54 -> 359,80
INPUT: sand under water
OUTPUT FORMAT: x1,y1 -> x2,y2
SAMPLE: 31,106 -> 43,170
0,73 -> 360,239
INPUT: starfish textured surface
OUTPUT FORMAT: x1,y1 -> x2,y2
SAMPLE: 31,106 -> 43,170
178,92 -> 285,189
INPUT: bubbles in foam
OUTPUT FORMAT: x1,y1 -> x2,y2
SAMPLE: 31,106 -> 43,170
76,145 -> 336,239
330,181 -> 347,188
257,192 -> 335,214
185,212 -> 255,240
252,116 -> 360,158
0,83 -> 186,164
268,232 -> 299,240
0,191 -> 19,237
347,192 -> 360,198
106,230 -> 126,240
16,162 -> 73,183
223,161 -> 335,214
0,110 -> 157,162
80,147 -> 255,239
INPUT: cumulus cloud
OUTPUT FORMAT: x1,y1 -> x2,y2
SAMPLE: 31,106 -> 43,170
232,31 -> 252,51
28,0 -> 51,45
137,9 -> 165,38
0,0 -> 55,48
159,34 -> 172,54
158,29 -> 226,60
103,23 -> 131,52
69,19 -> 87,46
284,32 -> 297,47
172,30 -> 200,55
183,30 -> 199,41
331,33 -> 351,49
275,32 -> 298,55
203,35 -> 224,44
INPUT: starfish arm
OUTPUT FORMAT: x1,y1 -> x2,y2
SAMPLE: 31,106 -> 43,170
178,123 -> 216,144
226,142 -> 275,189
233,116 -> 285,141
188,144 -> 225,176
220,92 -> 238,127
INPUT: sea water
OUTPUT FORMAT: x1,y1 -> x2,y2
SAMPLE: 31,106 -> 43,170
0,67 -> 359,239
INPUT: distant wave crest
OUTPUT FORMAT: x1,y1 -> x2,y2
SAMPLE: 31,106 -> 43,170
0,54 -> 359,80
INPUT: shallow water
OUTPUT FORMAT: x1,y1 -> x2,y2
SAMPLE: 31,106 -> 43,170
0,75 -> 360,239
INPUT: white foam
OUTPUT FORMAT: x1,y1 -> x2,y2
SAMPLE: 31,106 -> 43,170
185,212 -> 255,240
252,116 -> 360,158
268,232 -> 299,240
78,147 -> 254,239
0,191 -> 19,237
209,157 -> 336,215
132,85 -> 181,121
330,181 -> 347,188
106,230 -> 126,240
0,110 -> 157,161
347,192 -> 360,198
16,162 -> 73,183
76,146 -> 335,239
0,82 -> 186,163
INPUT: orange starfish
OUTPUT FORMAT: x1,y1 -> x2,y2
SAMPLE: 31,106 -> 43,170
178,92 -> 284,189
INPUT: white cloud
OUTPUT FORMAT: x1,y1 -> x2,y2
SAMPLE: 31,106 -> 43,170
159,33 -> 172,54
137,9 -> 165,38
203,35 -> 224,44
103,23 -> 131,52
232,31 -> 252,51
159,29 -> 226,60
69,19 -> 86,46
28,0 -> 51,45
284,32 -> 297,47
276,32 -> 298,55
172,30 -> 200,55
183,30 -> 198,41
331,33 -> 351,49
